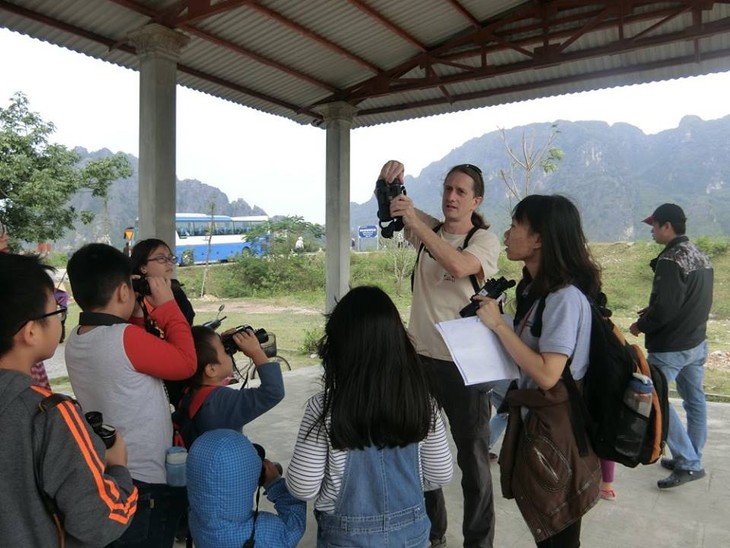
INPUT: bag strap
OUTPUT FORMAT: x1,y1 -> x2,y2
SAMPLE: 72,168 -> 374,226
189,385 -> 219,418
529,295 -> 591,457
33,393 -> 76,548
411,223 -> 481,293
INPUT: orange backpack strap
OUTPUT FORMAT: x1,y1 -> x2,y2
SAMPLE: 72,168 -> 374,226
189,385 -> 219,418
633,344 -> 663,462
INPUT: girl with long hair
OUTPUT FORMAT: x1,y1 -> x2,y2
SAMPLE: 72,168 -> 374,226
286,286 -> 453,547
475,195 -> 602,547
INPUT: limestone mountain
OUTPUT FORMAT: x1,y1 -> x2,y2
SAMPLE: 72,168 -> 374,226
57,148 -> 267,249
351,116 -> 730,241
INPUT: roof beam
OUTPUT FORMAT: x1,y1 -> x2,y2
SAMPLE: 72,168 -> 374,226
348,0 -> 426,51
107,0 -> 339,93
355,44 -> 730,118
248,2 -> 382,73
323,0 -> 730,104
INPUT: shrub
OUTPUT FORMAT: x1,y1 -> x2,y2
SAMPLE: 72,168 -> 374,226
695,236 -> 730,258
299,325 -> 324,355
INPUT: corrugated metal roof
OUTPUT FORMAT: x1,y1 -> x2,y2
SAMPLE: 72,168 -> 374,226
2,0 -> 730,129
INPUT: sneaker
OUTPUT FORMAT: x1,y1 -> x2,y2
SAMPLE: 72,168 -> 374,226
660,458 -> 675,471
429,537 -> 447,548
657,468 -> 706,489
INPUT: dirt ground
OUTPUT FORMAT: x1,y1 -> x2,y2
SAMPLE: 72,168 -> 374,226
707,350 -> 730,370
192,296 -> 322,316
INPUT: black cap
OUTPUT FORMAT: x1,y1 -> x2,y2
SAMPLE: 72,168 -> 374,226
642,203 -> 686,226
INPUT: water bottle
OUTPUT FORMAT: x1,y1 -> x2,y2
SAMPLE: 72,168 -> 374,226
615,373 -> 653,458
166,446 -> 188,487
624,373 -> 653,417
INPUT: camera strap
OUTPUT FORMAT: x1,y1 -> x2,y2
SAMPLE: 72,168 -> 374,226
411,223 -> 481,293
79,312 -> 128,326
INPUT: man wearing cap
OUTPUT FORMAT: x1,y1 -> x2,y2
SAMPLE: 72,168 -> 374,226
630,203 -> 713,489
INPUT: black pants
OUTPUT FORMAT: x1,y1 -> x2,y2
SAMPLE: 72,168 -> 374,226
422,356 -> 495,548
108,481 -> 187,548
536,519 -> 581,548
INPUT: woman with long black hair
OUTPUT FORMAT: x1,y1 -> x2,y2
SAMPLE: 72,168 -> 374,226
475,194 -> 602,547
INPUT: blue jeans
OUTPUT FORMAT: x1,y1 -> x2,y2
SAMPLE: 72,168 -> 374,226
489,380 -> 511,449
648,340 -> 708,472
315,444 -> 429,547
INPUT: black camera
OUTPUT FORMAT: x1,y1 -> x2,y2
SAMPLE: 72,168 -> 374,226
85,411 -> 117,449
459,276 -> 517,318
252,443 -> 283,487
222,325 -> 269,355
132,276 -> 151,296
375,178 -> 406,238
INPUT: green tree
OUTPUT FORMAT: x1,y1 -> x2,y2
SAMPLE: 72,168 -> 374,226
247,215 -> 325,254
0,92 -> 131,245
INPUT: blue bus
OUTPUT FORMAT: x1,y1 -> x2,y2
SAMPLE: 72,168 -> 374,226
127,213 -> 268,265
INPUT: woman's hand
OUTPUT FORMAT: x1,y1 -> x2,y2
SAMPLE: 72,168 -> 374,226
146,276 -> 174,308
475,296 -> 507,331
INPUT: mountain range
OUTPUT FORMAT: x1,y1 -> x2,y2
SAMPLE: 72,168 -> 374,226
61,114 -> 730,249
352,115 -> 730,242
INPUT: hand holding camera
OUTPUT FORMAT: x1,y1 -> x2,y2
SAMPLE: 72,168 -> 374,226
375,178 -> 407,238
459,276 -> 516,318
252,443 -> 283,489
132,275 -> 174,307
85,411 -> 128,466
222,325 -> 270,364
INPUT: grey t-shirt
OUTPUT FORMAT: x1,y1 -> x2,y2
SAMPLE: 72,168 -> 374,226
516,285 -> 592,389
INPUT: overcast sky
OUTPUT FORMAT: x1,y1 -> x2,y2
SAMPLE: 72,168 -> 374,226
2,27 -> 730,224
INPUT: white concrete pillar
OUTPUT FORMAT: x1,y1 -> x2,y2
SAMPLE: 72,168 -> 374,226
317,102 -> 358,312
128,23 -> 189,247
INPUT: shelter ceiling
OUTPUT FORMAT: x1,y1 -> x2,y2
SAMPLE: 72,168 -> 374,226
2,0 -> 730,128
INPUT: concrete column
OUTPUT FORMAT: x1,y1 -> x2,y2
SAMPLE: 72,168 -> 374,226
128,23 -> 189,247
317,102 -> 358,312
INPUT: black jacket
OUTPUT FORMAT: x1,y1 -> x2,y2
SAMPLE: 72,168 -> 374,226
637,236 -> 714,352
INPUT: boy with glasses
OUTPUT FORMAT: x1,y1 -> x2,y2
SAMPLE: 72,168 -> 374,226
0,253 -> 137,546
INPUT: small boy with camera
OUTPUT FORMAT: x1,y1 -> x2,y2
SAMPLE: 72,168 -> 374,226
172,324 -> 285,449
187,429 -> 305,548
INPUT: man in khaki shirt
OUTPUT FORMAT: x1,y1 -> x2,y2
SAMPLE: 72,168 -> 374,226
378,161 -> 500,548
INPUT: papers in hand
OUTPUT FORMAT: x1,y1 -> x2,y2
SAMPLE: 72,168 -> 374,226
436,315 -> 519,386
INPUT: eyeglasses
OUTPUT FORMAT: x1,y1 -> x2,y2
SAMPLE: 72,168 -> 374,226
147,255 -> 178,265
14,305 -> 68,335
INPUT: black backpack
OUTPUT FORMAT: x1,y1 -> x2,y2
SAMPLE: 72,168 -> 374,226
171,385 -> 219,449
532,294 -> 669,468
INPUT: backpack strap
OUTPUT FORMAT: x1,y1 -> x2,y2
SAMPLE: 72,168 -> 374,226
189,385 -> 219,418
529,295 -> 592,457
411,223 -> 481,293
33,393 -> 76,547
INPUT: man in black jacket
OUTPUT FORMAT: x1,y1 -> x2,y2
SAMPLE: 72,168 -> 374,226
630,203 -> 713,489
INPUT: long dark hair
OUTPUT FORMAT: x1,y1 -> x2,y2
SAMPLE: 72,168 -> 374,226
512,194 -> 601,300
446,164 -> 490,230
313,286 -> 436,450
